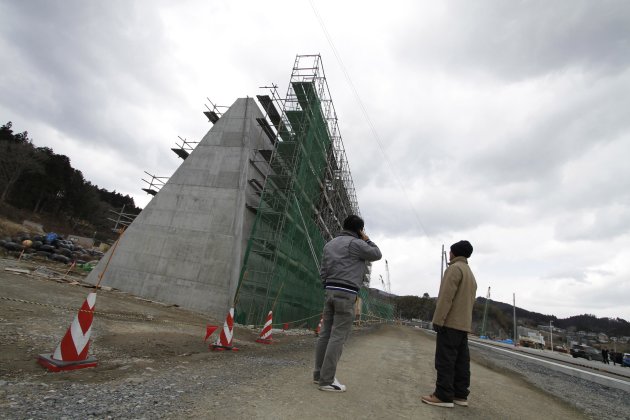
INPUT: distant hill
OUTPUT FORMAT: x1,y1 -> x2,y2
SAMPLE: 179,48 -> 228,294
0,121 -> 141,242
394,294 -> 630,338
475,297 -> 630,337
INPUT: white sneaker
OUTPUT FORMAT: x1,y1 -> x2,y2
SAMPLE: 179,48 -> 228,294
319,377 -> 347,392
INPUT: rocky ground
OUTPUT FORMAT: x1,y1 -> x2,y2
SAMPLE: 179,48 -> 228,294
469,346 -> 629,420
0,257 -> 622,419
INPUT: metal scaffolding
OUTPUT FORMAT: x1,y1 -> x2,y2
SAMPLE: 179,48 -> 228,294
141,171 -> 168,196
234,55 -> 389,327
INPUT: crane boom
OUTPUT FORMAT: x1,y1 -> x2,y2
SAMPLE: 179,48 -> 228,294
385,259 -> 391,294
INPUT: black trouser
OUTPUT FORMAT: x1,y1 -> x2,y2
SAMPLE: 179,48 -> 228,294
434,327 -> 470,402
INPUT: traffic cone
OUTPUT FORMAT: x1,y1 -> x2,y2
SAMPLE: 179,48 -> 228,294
205,325 -> 219,342
211,307 -> 239,351
37,292 -> 98,372
314,315 -> 323,336
256,311 -> 273,344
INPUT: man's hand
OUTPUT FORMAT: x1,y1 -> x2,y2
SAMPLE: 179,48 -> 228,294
359,229 -> 370,241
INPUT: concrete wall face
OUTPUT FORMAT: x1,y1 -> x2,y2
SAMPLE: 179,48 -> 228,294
86,98 -> 272,318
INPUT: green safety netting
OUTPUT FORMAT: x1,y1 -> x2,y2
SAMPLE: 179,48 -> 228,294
234,58 -> 393,328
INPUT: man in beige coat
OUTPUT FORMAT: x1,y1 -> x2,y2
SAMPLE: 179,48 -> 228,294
422,240 -> 477,408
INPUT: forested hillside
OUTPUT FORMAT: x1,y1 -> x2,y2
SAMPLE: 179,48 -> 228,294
0,122 -> 141,241
395,294 -> 630,337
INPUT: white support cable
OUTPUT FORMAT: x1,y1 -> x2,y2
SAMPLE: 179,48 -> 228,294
308,1 -> 428,236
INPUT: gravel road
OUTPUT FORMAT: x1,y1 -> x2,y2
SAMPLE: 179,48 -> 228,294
0,257 -> 619,419
468,340 -> 630,420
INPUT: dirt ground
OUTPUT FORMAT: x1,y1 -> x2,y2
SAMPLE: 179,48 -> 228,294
198,326 -> 584,419
0,257 -> 585,419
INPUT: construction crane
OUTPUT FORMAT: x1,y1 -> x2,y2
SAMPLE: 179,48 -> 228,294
481,286 -> 491,338
440,244 -> 449,280
384,259 -> 392,294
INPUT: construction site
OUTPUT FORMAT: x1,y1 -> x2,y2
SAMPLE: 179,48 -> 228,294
85,54 -> 394,329
0,256 -> 605,419
3,55 -> 628,420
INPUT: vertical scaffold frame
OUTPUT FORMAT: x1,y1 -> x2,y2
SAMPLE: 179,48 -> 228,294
235,55 -> 387,327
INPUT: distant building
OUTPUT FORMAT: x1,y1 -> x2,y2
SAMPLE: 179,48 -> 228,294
518,326 -> 545,348
537,324 -> 563,333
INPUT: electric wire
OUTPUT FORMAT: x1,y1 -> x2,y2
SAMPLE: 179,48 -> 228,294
308,0 -> 429,236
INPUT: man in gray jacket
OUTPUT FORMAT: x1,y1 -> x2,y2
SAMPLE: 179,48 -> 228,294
314,215 -> 382,392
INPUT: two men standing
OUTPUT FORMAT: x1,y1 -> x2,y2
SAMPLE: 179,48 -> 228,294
313,217 -> 477,406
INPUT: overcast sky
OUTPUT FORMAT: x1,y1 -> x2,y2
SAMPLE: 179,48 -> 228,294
2,0 -> 629,321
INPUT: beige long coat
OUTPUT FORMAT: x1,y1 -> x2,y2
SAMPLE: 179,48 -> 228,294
432,256 -> 478,333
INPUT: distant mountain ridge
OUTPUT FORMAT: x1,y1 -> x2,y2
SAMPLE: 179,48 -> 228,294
393,293 -> 630,337
476,297 -> 630,337
0,121 -> 141,242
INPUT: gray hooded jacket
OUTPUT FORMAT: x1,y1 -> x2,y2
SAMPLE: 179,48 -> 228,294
319,230 -> 382,292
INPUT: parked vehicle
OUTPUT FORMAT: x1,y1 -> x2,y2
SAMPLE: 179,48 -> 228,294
623,353 -> 630,367
519,337 -> 544,349
570,344 -> 603,362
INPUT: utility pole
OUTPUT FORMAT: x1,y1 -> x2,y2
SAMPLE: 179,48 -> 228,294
440,244 -> 445,280
550,320 -> 554,352
513,293 -> 517,346
481,286 -> 491,338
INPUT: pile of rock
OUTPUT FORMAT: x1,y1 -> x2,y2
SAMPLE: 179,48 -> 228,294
0,232 -> 104,265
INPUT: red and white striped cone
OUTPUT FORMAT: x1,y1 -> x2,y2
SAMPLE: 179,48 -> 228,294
211,307 -> 239,351
255,311 -> 273,344
204,325 -> 219,342
37,292 -> 98,372
314,315 -> 323,336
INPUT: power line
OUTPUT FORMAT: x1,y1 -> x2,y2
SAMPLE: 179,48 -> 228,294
308,0 -> 428,236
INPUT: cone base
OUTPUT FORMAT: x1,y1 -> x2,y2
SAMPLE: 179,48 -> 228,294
37,354 -> 98,372
255,338 -> 273,344
210,344 -> 239,352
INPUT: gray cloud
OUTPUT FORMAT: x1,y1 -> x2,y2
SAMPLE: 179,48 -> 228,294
395,0 -> 630,81
0,0 -> 184,164
2,0 -> 630,320
464,74 -> 630,183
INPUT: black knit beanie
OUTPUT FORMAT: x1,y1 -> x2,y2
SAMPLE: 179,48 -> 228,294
451,240 -> 473,258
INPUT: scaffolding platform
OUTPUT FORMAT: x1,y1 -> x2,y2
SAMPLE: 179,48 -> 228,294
203,110 -> 220,124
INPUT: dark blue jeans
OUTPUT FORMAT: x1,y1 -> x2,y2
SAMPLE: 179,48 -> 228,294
434,326 -> 470,402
